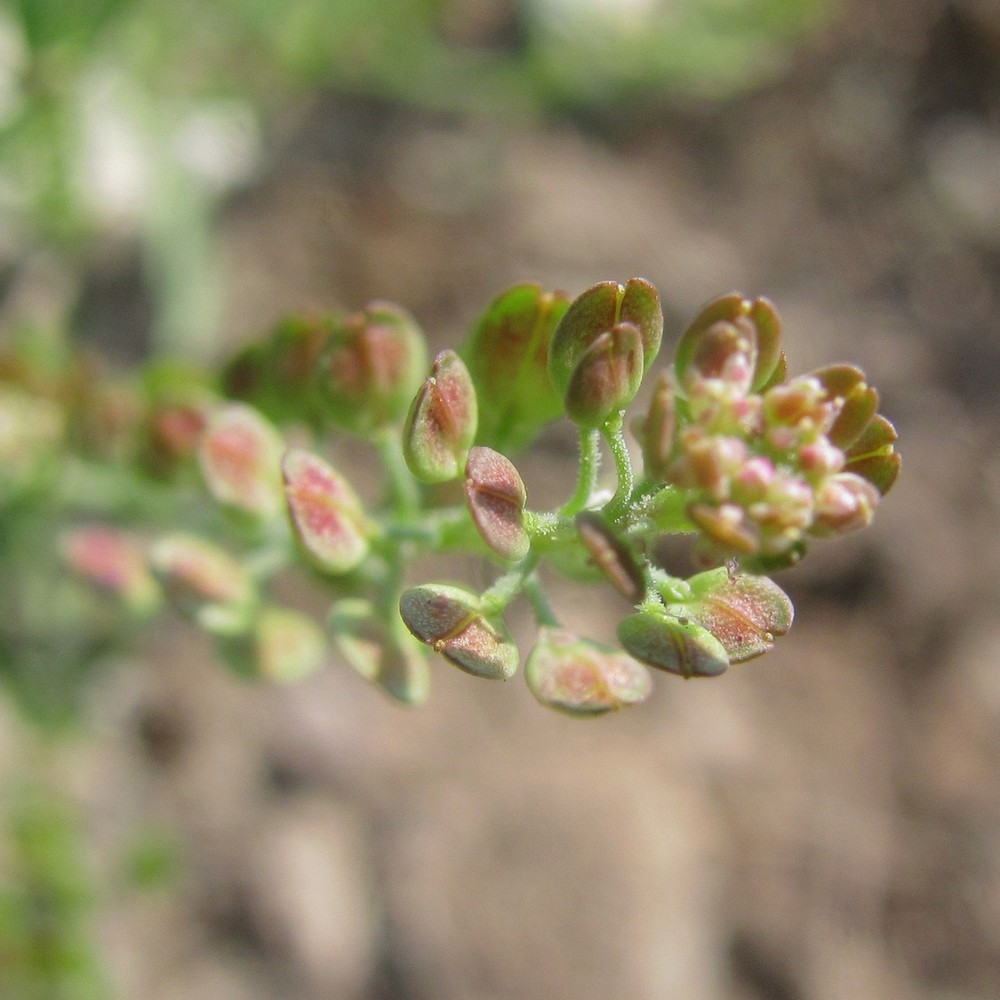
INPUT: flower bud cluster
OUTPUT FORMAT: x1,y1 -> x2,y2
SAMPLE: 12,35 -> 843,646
637,294 -> 898,565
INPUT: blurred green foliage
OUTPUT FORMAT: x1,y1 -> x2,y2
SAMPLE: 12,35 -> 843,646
0,0 -> 838,264
0,782 -> 110,1000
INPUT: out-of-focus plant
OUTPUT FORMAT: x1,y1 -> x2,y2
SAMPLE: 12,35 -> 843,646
524,0 -> 839,104
3,277 -> 900,718
0,782 -> 111,999
0,0 -> 839,356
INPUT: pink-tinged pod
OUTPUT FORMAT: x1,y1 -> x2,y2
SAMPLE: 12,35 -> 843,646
669,567 -> 794,663
548,278 -> 662,397
61,526 -> 160,615
464,446 -> 530,562
282,449 -> 371,575
631,371 -> 678,482
403,350 -> 478,483
574,511 -> 645,603
149,534 -> 256,635
564,322 -> 644,428
399,584 -> 518,680
317,301 -> 427,434
525,627 -> 652,716
198,403 -> 285,518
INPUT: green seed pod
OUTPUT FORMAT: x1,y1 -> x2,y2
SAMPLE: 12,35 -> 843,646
549,278 -> 662,398
464,446 -> 530,562
564,322 -> 644,428
317,301 -> 427,434
617,605 -> 730,678
222,315 -> 333,426
330,599 -> 431,706
253,606 -> 328,682
827,382 -> 879,451
399,584 -> 518,680
843,414 -> 900,494
461,283 -> 570,453
525,627 -> 652,716
149,534 -> 256,636
403,350 -> 478,483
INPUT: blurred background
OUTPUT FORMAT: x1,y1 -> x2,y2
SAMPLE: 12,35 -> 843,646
1,0 -> 1000,997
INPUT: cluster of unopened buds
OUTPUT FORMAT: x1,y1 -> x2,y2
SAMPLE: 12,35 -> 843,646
50,278 -> 899,717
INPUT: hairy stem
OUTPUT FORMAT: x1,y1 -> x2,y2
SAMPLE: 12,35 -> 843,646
479,552 -> 540,616
560,427 -> 601,516
522,571 -> 560,628
602,410 -> 634,522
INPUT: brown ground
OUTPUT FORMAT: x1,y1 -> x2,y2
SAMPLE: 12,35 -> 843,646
6,0 -> 1000,997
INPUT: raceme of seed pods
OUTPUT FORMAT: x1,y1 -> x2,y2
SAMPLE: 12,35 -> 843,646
61,281 -> 899,716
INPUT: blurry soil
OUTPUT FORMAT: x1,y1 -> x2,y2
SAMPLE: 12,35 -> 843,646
8,0 -> 1000,998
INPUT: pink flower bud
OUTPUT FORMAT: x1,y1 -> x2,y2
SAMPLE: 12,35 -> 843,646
797,439 -> 845,478
685,318 -> 755,394
688,501 -> 759,554
811,472 -> 880,536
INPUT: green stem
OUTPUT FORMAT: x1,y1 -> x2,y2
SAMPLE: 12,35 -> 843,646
560,427 -> 601,516
602,410 -> 634,522
522,572 -> 560,628
479,552 -> 540,616
374,424 -> 421,520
